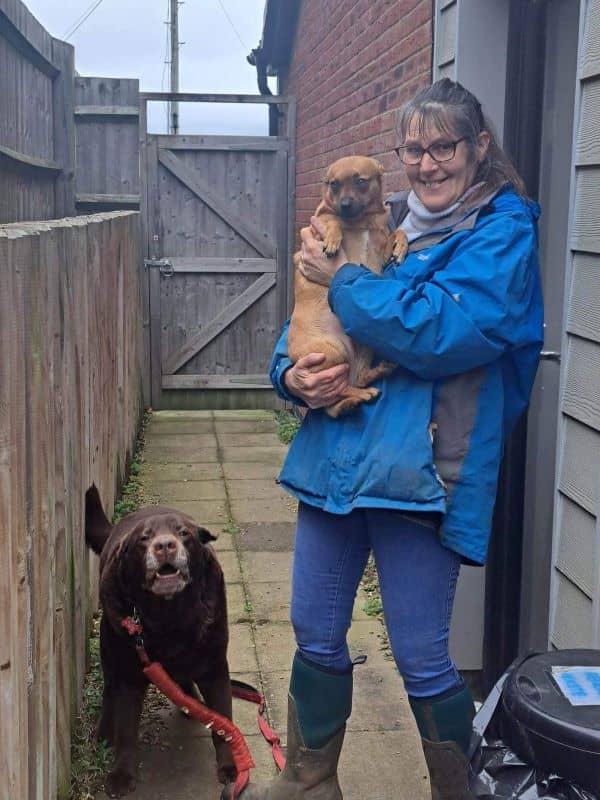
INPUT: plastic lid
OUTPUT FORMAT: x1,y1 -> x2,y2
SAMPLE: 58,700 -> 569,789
503,649 -> 600,751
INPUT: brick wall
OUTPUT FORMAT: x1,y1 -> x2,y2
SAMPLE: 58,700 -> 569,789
281,0 -> 433,236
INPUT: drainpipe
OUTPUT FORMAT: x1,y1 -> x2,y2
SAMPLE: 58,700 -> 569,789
247,47 -> 281,136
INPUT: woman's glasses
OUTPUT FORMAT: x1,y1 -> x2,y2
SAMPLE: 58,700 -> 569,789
394,137 -> 469,165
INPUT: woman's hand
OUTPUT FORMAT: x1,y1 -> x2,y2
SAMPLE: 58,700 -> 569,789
298,217 -> 349,287
284,353 -> 349,408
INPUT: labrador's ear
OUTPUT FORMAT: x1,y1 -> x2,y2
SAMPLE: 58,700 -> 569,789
85,483 -> 113,555
197,527 -> 217,544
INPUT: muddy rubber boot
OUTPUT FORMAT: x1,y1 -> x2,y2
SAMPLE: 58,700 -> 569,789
409,683 -> 476,800
222,652 -> 352,799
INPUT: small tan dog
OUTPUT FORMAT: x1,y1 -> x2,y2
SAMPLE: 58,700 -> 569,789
288,155 -> 408,417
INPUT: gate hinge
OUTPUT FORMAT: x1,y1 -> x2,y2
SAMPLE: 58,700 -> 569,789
144,258 -> 174,276
540,350 -> 561,363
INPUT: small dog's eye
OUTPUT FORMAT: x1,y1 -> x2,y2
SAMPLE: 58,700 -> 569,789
329,180 -> 341,193
355,177 -> 368,187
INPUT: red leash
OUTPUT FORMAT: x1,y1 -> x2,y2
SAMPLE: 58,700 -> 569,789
121,615 -> 284,798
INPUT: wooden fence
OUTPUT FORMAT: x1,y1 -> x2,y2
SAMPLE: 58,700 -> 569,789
0,0 -> 75,223
74,76 -> 141,213
0,211 -> 143,800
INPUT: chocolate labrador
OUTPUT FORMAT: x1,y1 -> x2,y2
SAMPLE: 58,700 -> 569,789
85,485 -> 235,797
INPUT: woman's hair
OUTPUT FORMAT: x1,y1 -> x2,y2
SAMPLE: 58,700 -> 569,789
396,78 -> 527,203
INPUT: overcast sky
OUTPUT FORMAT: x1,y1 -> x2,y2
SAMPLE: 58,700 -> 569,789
25,0 -> 273,135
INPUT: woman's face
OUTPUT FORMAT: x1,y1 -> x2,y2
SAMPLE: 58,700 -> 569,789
402,117 -> 489,213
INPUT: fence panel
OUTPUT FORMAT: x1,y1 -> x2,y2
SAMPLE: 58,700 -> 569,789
0,0 -> 76,222
0,212 -> 143,799
74,76 -> 140,213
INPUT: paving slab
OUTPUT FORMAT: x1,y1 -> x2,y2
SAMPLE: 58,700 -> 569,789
212,410 -> 276,419
236,522 -> 296,552
144,432 -> 218,447
216,432 -> 283,448
222,461 -> 282,481
172,500 -> 228,524
139,462 -> 224,482
213,419 -> 278,434
215,549 -> 242,583
149,480 -> 226,501
221,445 -> 285,465
229,496 -> 298,524
239,551 -> 293,586
339,731 -> 429,800
143,444 -> 220,463
101,410 -> 431,800
224,478 -> 289,501
145,420 -> 216,434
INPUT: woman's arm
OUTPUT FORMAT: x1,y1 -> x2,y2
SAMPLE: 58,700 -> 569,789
269,321 -> 349,408
327,207 -> 543,380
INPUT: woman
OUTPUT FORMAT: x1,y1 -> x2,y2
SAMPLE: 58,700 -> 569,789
228,79 -> 543,800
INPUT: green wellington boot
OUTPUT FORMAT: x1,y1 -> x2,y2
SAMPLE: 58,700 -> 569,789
409,683 -> 476,800
222,652 -> 352,800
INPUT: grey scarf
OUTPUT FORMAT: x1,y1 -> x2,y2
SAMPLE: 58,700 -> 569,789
401,183 -> 485,242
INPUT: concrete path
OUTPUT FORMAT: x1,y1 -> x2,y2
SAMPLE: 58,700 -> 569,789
96,410 -> 430,800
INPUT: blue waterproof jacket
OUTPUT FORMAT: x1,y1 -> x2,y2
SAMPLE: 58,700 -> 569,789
270,187 -> 544,565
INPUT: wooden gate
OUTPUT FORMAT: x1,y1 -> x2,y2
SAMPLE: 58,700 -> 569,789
140,93 -> 295,410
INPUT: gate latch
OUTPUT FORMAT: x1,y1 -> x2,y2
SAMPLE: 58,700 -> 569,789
144,258 -> 174,277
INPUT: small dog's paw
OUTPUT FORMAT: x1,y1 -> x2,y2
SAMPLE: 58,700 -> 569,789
323,233 -> 343,257
392,229 -> 409,262
217,762 -> 237,785
105,769 -> 136,798
362,387 -> 381,402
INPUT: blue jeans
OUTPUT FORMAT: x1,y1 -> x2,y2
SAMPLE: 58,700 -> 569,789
291,503 -> 462,698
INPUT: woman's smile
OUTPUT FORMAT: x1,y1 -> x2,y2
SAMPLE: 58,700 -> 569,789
402,118 -> 489,212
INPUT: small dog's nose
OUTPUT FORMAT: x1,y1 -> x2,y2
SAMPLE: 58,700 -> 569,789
152,534 -> 178,561
340,198 -> 353,210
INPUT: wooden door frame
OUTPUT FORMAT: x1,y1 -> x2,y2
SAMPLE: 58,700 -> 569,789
138,92 -> 296,407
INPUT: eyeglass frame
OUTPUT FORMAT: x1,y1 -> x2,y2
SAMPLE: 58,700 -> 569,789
394,136 -> 471,165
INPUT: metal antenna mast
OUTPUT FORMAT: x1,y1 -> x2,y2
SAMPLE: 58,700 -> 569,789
169,0 -> 180,134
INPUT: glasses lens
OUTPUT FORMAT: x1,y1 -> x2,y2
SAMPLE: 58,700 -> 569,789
401,146 -> 424,165
429,142 -> 456,162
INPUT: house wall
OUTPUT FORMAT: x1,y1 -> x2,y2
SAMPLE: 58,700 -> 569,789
279,0 -> 433,239
550,0 -> 600,649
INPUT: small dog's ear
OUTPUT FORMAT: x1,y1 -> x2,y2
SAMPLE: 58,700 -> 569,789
374,160 -> 384,175
197,527 -> 217,544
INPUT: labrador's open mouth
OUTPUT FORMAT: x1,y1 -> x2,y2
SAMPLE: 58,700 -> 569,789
150,564 -> 188,595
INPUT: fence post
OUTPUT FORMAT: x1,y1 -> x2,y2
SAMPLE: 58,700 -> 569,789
51,38 -> 76,218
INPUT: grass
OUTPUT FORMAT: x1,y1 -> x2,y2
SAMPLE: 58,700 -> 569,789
274,408 -> 302,444
112,409 -> 153,524
362,556 -> 384,618
69,410 -> 152,799
69,617 -> 111,800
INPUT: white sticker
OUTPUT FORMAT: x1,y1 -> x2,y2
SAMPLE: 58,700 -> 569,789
551,666 -> 600,706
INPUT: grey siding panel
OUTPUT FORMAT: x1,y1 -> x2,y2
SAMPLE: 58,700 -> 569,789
552,572 -> 594,648
562,335 -> 600,431
551,0 -> 600,650
571,168 -> 600,252
575,77 -> 600,164
559,417 -> 600,516
555,496 -> 596,599
436,1 -> 457,70
579,0 -> 600,79
568,253 -> 600,342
